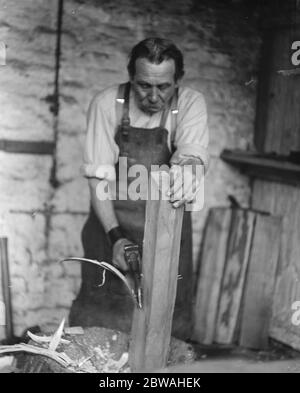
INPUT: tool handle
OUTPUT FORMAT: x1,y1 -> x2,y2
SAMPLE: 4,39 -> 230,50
124,244 -> 141,275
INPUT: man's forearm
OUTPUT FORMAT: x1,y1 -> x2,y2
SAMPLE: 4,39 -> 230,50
88,178 -> 119,233
170,150 -> 209,174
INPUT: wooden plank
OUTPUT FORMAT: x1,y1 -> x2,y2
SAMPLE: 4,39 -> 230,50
272,25 -> 300,154
239,215 -> 281,349
255,24 -> 300,155
0,237 -> 14,342
192,208 -> 232,344
215,210 -> 256,344
252,180 -> 300,351
254,28 -> 274,153
0,237 -> 5,340
129,173 -> 184,372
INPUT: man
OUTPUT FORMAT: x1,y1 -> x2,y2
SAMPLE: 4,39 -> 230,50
69,38 -> 209,339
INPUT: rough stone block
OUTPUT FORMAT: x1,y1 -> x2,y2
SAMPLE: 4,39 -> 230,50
0,0 -> 57,141
0,153 -> 52,211
44,277 -> 77,309
51,178 -> 90,213
48,213 -> 86,261
11,267 -> 46,334
56,133 -> 85,183
4,213 -> 48,269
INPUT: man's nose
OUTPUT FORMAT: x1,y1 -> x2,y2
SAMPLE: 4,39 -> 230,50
148,87 -> 158,103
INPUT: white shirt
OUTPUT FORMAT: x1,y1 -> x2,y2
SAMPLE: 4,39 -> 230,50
83,84 -> 209,180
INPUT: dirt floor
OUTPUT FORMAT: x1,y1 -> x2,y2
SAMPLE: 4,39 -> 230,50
191,338 -> 300,362
1,329 -> 300,373
7,327 -> 197,373
169,338 -> 300,373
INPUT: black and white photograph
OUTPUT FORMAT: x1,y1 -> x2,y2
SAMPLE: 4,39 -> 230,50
0,0 -> 300,378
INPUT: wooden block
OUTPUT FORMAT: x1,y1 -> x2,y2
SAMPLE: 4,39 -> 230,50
239,215 -> 281,349
252,180 -> 300,351
129,173 -> 184,372
192,208 -> 232,344
215,210 -> 256,344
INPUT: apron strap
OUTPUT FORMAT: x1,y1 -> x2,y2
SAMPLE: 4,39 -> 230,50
170,88 -> 179,149
116,82 -> 131,127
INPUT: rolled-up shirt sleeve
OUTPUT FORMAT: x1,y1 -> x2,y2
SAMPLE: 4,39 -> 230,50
82,92 -> 119,181
170,90 -> 210,173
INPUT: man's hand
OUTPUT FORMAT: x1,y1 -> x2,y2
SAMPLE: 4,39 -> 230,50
112,238 -> 133,272
168,164 -> 203,209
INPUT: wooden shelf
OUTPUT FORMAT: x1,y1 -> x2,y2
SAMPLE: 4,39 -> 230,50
221,149 -> 300,186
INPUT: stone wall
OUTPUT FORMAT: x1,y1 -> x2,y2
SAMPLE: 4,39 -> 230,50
0,0 -> 58,336
0,0 -> 261,336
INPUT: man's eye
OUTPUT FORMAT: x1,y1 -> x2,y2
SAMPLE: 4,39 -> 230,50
139,83 -> 150,89
158,84 -> 170,91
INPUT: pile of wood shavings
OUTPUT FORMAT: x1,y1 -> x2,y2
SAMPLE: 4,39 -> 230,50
16,326 -> 196,373
60,327 -> 131,373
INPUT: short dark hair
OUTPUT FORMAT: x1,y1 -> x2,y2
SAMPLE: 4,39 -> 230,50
127,37 -> 185,81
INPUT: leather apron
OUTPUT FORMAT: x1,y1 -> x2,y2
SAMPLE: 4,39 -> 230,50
69,82 -> 193,339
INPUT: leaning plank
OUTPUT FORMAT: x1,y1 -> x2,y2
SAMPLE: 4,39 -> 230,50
0,237 -> 5,340
215,210 -> 256,344
252,180 -> 300,351
129,172 -> 184,372
0,237 -> 14,342
239,214 -> 281,349
192,208 -> 232,344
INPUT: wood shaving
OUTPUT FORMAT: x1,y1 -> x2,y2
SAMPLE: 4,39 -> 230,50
0,344 -> 74,368
64,327 -> 84,335
49,318 -> 65,352
27,330 -> 70,346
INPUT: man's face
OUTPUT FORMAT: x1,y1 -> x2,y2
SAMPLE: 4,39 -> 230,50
131,58 -> 178,115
